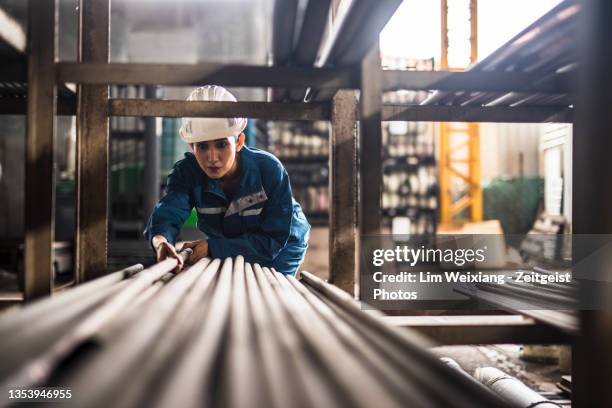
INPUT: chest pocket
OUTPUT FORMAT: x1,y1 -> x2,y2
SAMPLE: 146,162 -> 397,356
196,206 -> 226,232
240,207 -> 263,231
226,189 -> 268,232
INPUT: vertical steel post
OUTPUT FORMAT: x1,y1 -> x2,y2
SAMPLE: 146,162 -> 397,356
358,43 -> 383,298
329,91 -> 358,294
75,0 -> 110,282
24,0 -> 57,300
572,0 -> 612,406
143,86 -> 160,223
359,44 -> 383,236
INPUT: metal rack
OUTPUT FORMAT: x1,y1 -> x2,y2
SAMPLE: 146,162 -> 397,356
1,0 -> 610,405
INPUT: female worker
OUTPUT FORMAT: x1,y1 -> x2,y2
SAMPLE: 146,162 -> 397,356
144,85 -> 310,276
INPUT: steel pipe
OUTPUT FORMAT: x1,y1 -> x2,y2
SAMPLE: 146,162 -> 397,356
475,367 -> 561,408
152,257 -> 234,408
299,271 -> 509,407
0,257 -> 511,407
0,252 -> 190,390
0,264 -> 143,333
65,257 -> 215,408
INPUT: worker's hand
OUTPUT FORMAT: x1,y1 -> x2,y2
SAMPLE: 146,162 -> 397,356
179,240 -> 209,265
152,235 -> 184,271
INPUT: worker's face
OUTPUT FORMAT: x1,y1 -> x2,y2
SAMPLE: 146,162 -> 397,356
190,134 -> 245,179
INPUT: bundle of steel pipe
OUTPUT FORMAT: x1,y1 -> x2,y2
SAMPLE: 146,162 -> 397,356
0,256 -> 509,407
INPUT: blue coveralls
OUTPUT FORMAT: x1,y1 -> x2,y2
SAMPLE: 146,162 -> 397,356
144,146 -> 311,275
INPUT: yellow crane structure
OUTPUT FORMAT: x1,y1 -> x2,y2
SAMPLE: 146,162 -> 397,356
439,0 -> 482,224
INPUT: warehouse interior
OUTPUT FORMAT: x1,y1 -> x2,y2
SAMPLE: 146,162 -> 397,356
0,0 -> 611,407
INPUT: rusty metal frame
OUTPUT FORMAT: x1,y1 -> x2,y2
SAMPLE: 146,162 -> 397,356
23,0 -> 57,301
75,0 -> 110,283
3,0 -> 583,368
329,90 -> 358,294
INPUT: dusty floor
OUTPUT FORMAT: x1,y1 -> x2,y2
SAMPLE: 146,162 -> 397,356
300,226 -> 329,279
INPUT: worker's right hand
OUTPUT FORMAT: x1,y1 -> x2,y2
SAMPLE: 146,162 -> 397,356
152,235 -> 184,272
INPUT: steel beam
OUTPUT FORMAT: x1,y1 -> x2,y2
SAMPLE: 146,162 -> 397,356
307,0 -> 402,101
382,70 -> 572,94
287,0 -> 332,101
329,91 -> 358,294
272,0 -> 299,66
75,0 -> 110,283
382,105 -> 572,123
109,99 -> 331,121
56,63 -> 573,101
293,0 -> 332,65
316,0 -> 401,66
454,285 -> 579,335
359,44 -> 383,237
143,86 -> 160,226
24,0 -> 57,301
271,0 -> 299,101
4,99 -> 575,124
57,62 -> 357,89
382,315 -> 572,345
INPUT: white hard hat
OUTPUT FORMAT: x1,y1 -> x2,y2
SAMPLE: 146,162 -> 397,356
179,85 -> 248,143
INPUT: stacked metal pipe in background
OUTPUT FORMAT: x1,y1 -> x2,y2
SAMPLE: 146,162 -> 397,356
419,0 -> 578,108
441,358 -> 564,408
0,256 -> 508,407
455,266 -> 579,335
475,367 -> 562,408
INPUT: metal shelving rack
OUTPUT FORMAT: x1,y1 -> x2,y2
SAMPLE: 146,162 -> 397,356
1,0 -> 610,405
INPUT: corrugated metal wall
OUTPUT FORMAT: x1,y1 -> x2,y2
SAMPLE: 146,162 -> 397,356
480,123 -> 543,180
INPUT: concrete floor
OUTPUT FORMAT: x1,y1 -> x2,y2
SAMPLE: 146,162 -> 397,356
300,226 -> 329,280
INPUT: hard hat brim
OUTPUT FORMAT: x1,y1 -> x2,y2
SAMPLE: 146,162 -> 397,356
179,117 -> 247,143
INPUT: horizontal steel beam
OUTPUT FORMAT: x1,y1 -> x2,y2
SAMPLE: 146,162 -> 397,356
382,104 -> 573,123
382,70 -> 572,94
382,315 -> 572,345
108,99 -> 331,120
1,96 -> 572,124
56,62 -> 357,88
52,63 -> 575,98
111,100 -> 574,124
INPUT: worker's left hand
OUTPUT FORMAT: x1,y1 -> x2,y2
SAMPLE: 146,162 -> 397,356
178,240 -> 209,265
